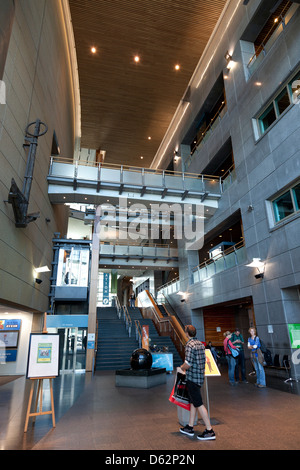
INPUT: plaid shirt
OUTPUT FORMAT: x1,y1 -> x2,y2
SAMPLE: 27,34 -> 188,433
185,338 -> 206,386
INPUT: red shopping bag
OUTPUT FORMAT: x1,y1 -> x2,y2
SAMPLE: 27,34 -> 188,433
169,372 -> 190,410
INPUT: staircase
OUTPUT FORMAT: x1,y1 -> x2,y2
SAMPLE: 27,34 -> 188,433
95,306 -> 182,370
95,307 -> 138,370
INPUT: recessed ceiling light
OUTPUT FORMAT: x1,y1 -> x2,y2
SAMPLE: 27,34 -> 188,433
140,156 -> 144,159
134,55 -> 140,63
175,64 -> 180,71
148,136 -> 151,140
91,47 -> 97,54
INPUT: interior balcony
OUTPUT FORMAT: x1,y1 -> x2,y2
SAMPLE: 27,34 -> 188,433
47,157 -> 222,212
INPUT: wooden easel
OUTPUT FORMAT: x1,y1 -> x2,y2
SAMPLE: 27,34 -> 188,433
24,313 -> 56,433
24,376 -> 56,432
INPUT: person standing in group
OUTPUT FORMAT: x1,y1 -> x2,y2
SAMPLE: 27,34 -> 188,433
248,327 -> 266,388
179,325 -> 216,441
231,328 -> 248,383
223,331 -> 239,385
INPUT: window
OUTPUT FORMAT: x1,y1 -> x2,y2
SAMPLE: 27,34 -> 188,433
272,182 -> 300,223
275,88 -> 290,116
292,183 -> 300,211
259,103 -> 276,133
57,247 -> 89,287
257,68 -> 299,137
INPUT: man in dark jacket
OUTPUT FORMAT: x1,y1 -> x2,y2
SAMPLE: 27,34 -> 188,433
179,325 -> 216,441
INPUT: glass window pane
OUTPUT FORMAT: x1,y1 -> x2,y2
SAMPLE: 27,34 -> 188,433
275,88 -> 290,115
292,183 -> 300,211
289,71 -> 300,105
259,103 -> 276,133
272,191 -> 294,222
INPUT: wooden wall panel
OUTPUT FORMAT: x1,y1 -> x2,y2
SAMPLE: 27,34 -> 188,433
203,308 -> 236,346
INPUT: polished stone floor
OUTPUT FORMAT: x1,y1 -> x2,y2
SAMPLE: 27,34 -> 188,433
0,364 -> 299,451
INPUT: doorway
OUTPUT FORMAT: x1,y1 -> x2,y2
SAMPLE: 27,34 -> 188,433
58,327 -> 87,373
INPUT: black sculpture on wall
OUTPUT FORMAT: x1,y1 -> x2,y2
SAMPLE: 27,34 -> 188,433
7,119 -> 48,228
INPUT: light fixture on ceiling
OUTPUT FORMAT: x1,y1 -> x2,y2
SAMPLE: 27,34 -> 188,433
91,47 -> 97,54
175,64 -> 180,71
134,55 -> 140,63
246,258 -> 265,279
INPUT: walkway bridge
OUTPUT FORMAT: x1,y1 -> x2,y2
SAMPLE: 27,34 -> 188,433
47,157 -> 222,212
98,242 -> 178,268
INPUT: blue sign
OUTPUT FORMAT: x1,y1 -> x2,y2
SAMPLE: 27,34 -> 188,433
0,349 -> 17,362
152,353 -> 173,372
46,315 -> 88,328
103,273 -> 110,305
0,319 -> 21,330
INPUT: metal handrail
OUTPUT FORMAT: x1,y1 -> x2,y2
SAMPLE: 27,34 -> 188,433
157,275 -> 180,293
122,305 -> 132,337
247,2 -> 294,69
49,155 -> 220,182
115,296 -> 122,319
192,239 -> 245,272
190,100 -> 227,157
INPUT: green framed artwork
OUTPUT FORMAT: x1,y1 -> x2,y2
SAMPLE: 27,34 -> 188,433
288,324 -> 300,349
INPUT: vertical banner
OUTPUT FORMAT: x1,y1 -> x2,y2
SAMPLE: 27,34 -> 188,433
103,272 -> 110,305
111,270 -> 117,294
142,325 -> 149,350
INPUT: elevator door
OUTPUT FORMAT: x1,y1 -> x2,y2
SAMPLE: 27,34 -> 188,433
59,327 -> 87,373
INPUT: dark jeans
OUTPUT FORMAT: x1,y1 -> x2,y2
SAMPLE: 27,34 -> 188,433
234,349 -> 246,381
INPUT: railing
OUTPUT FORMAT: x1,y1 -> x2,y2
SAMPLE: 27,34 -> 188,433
186,100 -> 227,168
157,240 -> 247,295
247,2 -> 298,77
122,305 -> 132,337
157,276 -> 180,296
99,243 -> 178,260
221,164 -> 236,192
192,240 -> 246,283
48,156 -> 222,196
116,296 -> 122,319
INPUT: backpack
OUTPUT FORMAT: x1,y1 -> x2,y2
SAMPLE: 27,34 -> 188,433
263,349 -> 273,366
255,336 -> 272,365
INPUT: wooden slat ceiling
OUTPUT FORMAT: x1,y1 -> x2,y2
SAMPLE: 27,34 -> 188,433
69,0 -> 227,168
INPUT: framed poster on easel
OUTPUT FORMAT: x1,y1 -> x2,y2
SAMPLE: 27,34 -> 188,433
26,333 -> 60,379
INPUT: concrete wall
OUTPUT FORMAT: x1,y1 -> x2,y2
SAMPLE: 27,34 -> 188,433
0,0 -> 77,314
158,0 -> 300,378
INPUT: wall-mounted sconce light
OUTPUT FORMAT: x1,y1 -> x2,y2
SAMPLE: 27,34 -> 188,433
225,51 -> 234,70
246,258 -> 265,279
34,266 -> 50,273
177,290 -> 189,302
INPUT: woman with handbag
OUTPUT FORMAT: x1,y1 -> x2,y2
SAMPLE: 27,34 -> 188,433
247,327 -> 266,388
223,331 -> 239,386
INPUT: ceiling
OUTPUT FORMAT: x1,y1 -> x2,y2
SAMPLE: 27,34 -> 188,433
69,0 -> 227,169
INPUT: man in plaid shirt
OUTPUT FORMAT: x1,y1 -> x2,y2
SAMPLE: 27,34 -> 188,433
179,325 -> 216,441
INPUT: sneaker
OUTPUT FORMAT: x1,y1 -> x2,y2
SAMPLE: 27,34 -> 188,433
197,428 -> 216,441
180,425 -> 194,437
